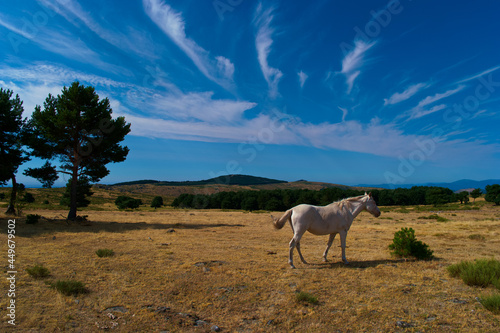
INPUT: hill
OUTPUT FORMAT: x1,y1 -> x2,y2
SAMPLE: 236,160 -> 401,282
113,174 -> 287,187
355,179 -> 500,192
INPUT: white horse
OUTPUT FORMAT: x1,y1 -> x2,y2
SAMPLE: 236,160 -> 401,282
272,192 -> 381,268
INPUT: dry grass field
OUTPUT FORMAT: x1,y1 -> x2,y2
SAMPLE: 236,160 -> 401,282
1,199 -> 500,332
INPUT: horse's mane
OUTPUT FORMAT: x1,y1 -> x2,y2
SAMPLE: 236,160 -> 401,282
335,194 -> 366,210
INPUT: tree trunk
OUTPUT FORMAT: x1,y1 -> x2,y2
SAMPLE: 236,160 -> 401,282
67,167 -> 78,221
5,175 -> 17,215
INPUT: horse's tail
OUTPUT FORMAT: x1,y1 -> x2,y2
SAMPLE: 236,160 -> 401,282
271,209 -> 293,230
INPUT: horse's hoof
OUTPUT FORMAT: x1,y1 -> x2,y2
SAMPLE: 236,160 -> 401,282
290,265 -> 296,269
343,261 -> 350,265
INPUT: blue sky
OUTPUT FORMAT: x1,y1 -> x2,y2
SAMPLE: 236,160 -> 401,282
1,0 -> 499,187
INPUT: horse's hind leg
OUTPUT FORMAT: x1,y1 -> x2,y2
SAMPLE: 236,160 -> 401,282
296,241 -> 308,264
322,233 -> 337,262
289,230 -> 306,269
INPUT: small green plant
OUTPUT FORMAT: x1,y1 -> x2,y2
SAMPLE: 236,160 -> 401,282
447,259 -> 500,288
26,264 -> 50,279
418,214 -> 449,222
468,234 -> 486,241
479,294 -> 500,314
26,214 -> 41,224
295,291 -> 318,305
96,248 -> 115,257
389,227 -> 434,260
48,280 -> 87,296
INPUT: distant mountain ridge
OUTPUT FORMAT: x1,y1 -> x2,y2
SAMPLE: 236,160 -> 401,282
113,174 -> 287,187
112,176 -> 500,193
355,179 -> 500,192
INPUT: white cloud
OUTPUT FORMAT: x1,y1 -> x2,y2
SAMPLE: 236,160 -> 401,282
254,4 -> 283,98
407,85 -> 465,120
455,65 -> 500,84
417,85 -> 465,108
298,71 -> 308,89
38,0 -> 159,60
409,104 -> 447,120
146,91 -> 257,123
340,40 -> 376,94
216,56 -> 235,81
384,82 -> 427,105
0,14 -> 124,72
338,106 -> 348,122
143,0 -> 235,88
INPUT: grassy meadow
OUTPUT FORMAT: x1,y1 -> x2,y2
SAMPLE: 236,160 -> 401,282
1,187 -> 500,332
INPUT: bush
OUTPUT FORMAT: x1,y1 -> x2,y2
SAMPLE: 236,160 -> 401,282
96,248 -> 114,257
49,280 -> 87,296
479,294 -> 500,314
151,196 -> 164,208
26,264 -> 50,279
389,227 -> 434,260
447,259 -> 500,288
485,184 -> 500,204
418,214 -> 449,222
295,291 -> 319,305
22,192 -> 35,203
26,214 -> 41,224
115,196 -> 142,209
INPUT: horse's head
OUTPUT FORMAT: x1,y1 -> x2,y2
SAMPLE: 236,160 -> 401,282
364,192 -> 381,217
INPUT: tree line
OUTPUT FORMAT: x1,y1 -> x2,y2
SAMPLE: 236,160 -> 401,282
171,185 -> 497,210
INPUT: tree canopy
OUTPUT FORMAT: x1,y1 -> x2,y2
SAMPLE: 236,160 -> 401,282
0,88 -> 29,214
24,81 -> 131,219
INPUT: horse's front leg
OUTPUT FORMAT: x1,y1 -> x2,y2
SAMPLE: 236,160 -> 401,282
322,233 -> 337,262
339,230 -> 349,264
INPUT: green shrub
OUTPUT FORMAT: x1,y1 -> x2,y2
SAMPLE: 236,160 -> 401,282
389,227 -> 434,260
295,291 -> 318,305
96,248 -> 114,258
115,195 -> 142,209
26,214 -> 41,224
479,294 -> 500,314
22,192 -> 35,203
151,196 -> 164,208
418,214 -> 449,222
468,234 -> 485,241
49,280 -> 87,296
26,264 -> 50,279
447,259 -> 500,288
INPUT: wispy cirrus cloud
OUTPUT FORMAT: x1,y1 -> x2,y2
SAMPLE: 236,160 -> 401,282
407,85 -> 465,120
384,82 -> 428,105
298,71 -> 308,89
455,65 -> 500,84
0,13 -> 126,73
0,64 -> 135,115
340,39 -> 376,94
143,0 -> 235,90
254,3 -> 283,98
38,0 -> 158,60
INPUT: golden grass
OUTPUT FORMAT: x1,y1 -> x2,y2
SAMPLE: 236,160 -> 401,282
1,204 -> 500,332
